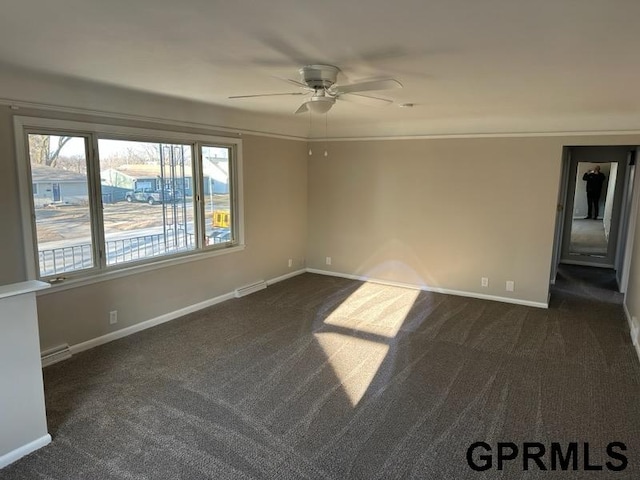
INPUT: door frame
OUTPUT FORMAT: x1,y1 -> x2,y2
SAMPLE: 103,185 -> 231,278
551,145 -> 639,289
619,149 -> 640,293
550,147 -> 571,284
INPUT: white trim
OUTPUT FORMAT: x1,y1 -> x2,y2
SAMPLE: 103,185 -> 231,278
266,268 -> 307,285
306,268 -> 549,309
14,115 -> 246,288
0,280 -> 49,300
14,115 -> 243,144
5,97 -> 640,143
41,263 -> 553,365
2,98 -> 307,141
620,148 -> 640,293
308,129 -> 640,142
49,269 -> 306,358
69,291 -> 236,355
0,434 -> 51,469
623,302 -> 640,363
36,245 -> 246,296
233,142 -> 246,249
624,302 -> 633,330
13,119 -> 37,279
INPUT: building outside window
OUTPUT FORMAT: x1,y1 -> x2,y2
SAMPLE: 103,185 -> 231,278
14,117 -> 243,282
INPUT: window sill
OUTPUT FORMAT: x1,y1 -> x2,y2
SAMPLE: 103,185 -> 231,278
36,244 -> 246,296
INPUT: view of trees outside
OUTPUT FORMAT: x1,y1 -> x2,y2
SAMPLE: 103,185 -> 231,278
29,134 -> 94,276
29,134 -> 76,168
28,135 -> 232,278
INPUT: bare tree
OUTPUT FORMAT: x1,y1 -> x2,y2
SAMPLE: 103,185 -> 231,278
29,135 -> 72,167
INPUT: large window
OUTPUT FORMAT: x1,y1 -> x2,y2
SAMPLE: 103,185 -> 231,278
15,118 -> 242,282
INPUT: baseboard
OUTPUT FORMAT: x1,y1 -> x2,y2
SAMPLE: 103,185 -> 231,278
623,302 -> 640,363
44,269 -> 307,361
266,268 -> 306,286
306,268 -> 549,309
0,434 -> 51,469
68,291 -> 236,355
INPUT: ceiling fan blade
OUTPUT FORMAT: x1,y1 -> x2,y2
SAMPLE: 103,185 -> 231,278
333,79 -> 403,95
338,93 -> 393,107
256,34 -> 318,66
273,76 -> 311,90
294,102 -> 309,114
355,46 -> 409,64
228,92 -> 306,99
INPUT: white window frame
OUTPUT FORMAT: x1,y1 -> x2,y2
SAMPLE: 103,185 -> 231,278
14,116 -> 245,289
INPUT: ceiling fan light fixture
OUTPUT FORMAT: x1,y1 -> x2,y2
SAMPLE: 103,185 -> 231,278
308,95 -> 335,114
230,64 -> 402,115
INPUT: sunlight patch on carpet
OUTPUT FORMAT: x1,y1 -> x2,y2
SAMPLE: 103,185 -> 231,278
315,282 -> 420,406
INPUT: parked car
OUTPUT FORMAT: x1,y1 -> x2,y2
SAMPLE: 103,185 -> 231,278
125,188 -> 165,205
124,187 -> 184,205
164,186 -> 184,202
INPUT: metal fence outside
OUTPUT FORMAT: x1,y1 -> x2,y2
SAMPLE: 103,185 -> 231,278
38,231 -> 227,277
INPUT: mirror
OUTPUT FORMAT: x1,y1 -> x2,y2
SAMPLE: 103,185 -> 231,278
568,162 -> 617,256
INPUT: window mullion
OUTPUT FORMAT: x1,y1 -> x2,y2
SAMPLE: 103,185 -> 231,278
14,116 -> 242,283
194,143 -> 205,249
88,135 -> 107,270
229,145 -> 239,243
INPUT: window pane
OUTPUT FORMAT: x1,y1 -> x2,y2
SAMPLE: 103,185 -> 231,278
201,146 -> 232,246
99,139 -> 194,266
28,134 -> 94,277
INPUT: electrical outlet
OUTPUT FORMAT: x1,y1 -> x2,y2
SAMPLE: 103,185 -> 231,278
326,256 -> 332,265
506,281 -> 515,292
481,277 -> 489,287
288,258 -> 293,268
109,310 -> 118,325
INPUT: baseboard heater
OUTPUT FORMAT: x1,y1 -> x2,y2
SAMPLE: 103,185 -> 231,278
235,280 -> 267,298
41,344 -> 72,367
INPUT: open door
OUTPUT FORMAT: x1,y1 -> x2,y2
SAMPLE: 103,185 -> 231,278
559,146 -> 631,269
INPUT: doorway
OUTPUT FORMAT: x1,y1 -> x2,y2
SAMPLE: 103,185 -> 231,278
52,183 -> 61,202
551,145 -> 638,292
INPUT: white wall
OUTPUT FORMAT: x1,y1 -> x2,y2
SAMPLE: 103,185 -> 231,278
307,137 -> 561,305
0,285 -> 49,466
4,68 -> 640,350
0,103 -> 308,351
308,136 -> 640,306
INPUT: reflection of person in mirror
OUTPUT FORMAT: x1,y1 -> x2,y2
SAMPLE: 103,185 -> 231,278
583,165 -> 606,220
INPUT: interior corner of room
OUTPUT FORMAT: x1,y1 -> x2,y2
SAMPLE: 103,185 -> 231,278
4,2 -> 640,472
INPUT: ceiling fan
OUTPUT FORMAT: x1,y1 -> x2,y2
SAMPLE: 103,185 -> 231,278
229,64 -> 402,114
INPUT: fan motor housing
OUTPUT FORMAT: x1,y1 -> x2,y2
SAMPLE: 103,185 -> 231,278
300,64 -> 340,89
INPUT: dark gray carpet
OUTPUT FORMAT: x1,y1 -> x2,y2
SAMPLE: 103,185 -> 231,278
3,270 -> 640,479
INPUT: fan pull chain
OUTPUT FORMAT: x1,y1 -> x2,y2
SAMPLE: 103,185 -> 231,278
308,109 -> 313,156
324,112 -> 328,157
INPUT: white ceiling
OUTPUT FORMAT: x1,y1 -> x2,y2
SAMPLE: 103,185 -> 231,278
2,0 -> 640,138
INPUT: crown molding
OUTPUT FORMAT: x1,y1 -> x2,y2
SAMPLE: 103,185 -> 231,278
4,97 -> 640,144
0,97 -> 307,142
